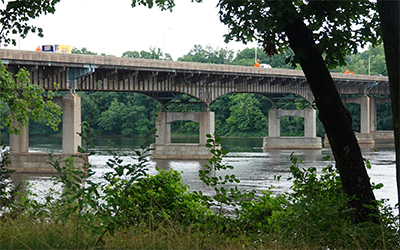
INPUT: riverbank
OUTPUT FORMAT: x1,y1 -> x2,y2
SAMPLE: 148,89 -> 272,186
2,151 -> 398,249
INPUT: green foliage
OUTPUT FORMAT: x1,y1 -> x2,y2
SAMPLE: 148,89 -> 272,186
78,92 -> 159,136
97,98 -> 151,135
122,47 -> 172,60
332,44 -> 388,76
72,47 -> 116,57
232,47 -> 294,68
29,117 -> 62,135
377,102 -> 393,130
120,168 -> 211,226
344,102 -> 361,132
1,128 -> 400,249
209,93 -> 272,137
170,120 -> 199,136
218,1 -> 380,69
0,0 -> 60,46
49,91 -> 101,248
0,62 -> 62,135
178,44 -> 235,64
46,92 -> 210,247
280,116 -> 304,136
209,94 -> 233,135
265,154 -> 399,249
196,134 -> 255,218
0,139 -> 20,210
71,47 -> 98,55
226,93 -> 268,135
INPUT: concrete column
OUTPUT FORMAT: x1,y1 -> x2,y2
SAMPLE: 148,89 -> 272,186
9,116 -> 29,153
155,111 -> 170,145
360,94 -> 370,134
370,95 -> 377,132
304,107 -> 317,137
199,111 -> 215,145
268,106 -> 280,137
62,93 -> 81,154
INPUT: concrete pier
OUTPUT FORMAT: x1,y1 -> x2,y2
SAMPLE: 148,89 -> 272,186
151,111 -> 215,159
8,93 -> 84,173
9,115 -> 29,154
263,106 -> 322,149
62,93 -> 82,154
325,95 -> 394,147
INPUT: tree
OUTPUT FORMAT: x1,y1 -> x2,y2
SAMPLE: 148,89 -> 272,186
232,47 -> 293,68
0,0 -> 60,47
71,47 -> 98,55
377,0 -> 400,219
331,44 -> 387,76
131,0 -> 381,223
218,0 -> 382,224
0,56 -> 61,135
178,44 -> 234,64
79,92 -> 158,136
225,94 -> 267,136
97,99 -> 151,136
122,47 -> 172,60
0,1 -> 62,134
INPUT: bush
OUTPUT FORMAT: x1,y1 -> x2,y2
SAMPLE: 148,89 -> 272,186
125,168 -> 212,226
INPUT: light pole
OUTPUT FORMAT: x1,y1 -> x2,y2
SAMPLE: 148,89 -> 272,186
368,55 -> 375,75
255,46 -> 257,64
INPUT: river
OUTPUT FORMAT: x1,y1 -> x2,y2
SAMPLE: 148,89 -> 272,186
8,135 -> 398,210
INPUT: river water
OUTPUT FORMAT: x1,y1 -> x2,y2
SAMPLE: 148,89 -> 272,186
8,136 -> 398,210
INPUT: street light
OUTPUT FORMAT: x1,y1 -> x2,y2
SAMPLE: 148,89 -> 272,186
255,46 -> 257,64
368,55 -> 375,75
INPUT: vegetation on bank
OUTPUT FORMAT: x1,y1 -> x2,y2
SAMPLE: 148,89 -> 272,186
0,132 -> 399,249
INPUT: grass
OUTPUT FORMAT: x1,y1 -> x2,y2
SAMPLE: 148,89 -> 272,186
0,214 -> 267,250
1,211 -> 397,250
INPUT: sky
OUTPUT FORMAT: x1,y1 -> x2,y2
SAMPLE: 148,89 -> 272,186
6,0 -> 254,60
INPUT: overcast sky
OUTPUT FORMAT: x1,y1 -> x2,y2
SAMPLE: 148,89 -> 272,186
6,0 -> 253,60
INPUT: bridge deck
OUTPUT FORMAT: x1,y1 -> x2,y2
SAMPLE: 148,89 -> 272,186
0,49 -> 390,104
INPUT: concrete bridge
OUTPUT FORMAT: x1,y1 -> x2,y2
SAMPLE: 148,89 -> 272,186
0,49 -> 391,171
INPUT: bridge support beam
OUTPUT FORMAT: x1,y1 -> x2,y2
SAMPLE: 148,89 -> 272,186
326,95 -> 377,147
151,111 -> 215,159
8,93 -> 84,173
62,93 -> 82,154
263,106 -> 322,149
9,114 -> 29,154
357,94 -> 375,145
360,94 -> 371,134
370,96 -> 395,145
304,107 -> 317,138
325,95 -> 397,147
370,95 -> 377,133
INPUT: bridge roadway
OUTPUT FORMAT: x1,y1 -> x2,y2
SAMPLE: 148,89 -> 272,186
1,49 -> 392,171
0,49 -> 389,105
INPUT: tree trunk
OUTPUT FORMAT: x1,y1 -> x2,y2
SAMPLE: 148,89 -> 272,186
377,0 -> 400,219
283,18 -> 379,224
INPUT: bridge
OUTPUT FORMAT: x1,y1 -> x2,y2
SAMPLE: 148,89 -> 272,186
0,49 -> 391,172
